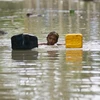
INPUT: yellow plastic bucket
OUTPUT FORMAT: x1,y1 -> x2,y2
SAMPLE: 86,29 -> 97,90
65,33 -> 83,48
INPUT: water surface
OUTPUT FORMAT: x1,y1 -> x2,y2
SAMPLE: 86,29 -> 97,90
0,0 -> 100,100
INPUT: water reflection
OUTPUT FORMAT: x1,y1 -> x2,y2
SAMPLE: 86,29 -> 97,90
65,50 -> 82,75
66,50 -> 83,63
12,50 -> 38,60
47,50 -> 59,60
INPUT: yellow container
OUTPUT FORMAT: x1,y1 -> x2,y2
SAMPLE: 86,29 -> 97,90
65,34 -> 83,48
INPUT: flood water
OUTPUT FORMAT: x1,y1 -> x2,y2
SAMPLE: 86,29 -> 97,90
0,0 -> 100,100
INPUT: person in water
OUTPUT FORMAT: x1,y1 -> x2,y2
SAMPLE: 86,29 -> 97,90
39,31 -> 59,45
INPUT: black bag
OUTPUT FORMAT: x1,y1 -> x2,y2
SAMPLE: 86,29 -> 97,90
11,34 -> 38,50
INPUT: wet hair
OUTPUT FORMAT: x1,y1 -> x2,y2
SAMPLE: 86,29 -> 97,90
47,31 -> 59,42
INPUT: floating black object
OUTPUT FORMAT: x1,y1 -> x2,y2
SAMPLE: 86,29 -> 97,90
11,34 -> 38,50
0,30 -> 8,35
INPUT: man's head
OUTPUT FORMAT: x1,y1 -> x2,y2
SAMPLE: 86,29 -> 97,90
47,31 -> 59,45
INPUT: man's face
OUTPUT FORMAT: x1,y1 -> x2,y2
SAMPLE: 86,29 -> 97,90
47,35 -> 57,45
